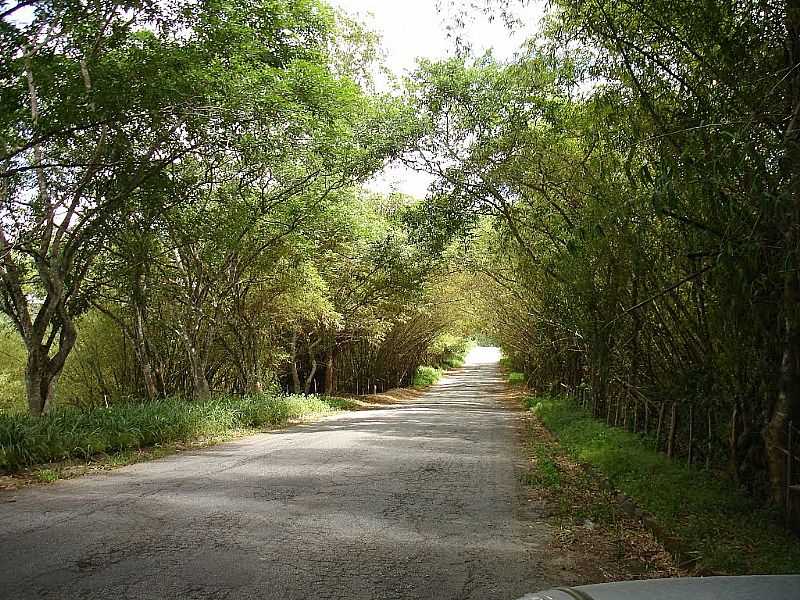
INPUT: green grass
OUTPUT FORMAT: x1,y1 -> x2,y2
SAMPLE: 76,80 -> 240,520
0,393 -> 356,473
526,394 -> 800,574
523,442 -> 562,488
412,365 -> 444,388
508,371 -> 526,385
441,356 -> 466,369
33,468 -> 59,482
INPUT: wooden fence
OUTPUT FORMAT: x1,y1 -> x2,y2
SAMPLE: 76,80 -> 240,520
566,383 -> 800,525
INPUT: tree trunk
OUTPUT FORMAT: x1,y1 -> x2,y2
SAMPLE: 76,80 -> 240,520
667,403 -> 678,458
324,349 -> 336,395
768,297 -> 800,504
24,321 -> 77,416
179,315 -> 211,401
140,360 -> 159,401
25,346 -> 56,415
183,331 -> 211,401
132,289 -> 159,401
189,354 -> 211,401
132,319 -> 158,401
246,375 -> 263,395
290,332 -> 301,394
304,356 -> 318,395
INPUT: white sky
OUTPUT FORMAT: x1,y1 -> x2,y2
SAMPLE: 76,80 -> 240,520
328,0 -> 545,198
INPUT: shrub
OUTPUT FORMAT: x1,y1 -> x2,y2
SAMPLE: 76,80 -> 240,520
427,334 -> 473,369
412,366 -> 443,387
508,372 -> 526,385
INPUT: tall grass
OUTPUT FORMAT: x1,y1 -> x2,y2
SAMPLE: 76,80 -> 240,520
528,394 -> 800,574
0,394 -> 354,472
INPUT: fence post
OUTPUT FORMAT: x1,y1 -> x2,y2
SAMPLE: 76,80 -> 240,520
787,421 -> 794,520
687,405 -> 694,466
706,409 -> 712,470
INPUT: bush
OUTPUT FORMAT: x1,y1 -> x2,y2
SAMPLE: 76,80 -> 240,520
508,372 -> 525,385
412,366 -> 443,387
427,334 -> 473,369
0,393 -> 352,472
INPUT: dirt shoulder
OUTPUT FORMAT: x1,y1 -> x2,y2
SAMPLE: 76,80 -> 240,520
511,391 -> 680,585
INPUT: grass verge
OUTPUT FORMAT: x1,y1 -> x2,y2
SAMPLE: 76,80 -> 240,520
526,394 -> 800,575
520,406 -> 678,583
0,394 -> 356,475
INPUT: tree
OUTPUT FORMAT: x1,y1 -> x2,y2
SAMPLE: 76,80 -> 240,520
410,0 -> 800,516
550,0 -> 800,514
0,0 -> 416,412
1,0 -> 201,413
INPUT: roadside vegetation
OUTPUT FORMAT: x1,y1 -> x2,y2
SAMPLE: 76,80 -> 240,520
412,366 -> 444,388
507,372 -> 526,386
409,0 -> 800,528
0,394 -> 356,473
410,335 -> 473,388
520,403 -> 678,583
525,395 -> 800,575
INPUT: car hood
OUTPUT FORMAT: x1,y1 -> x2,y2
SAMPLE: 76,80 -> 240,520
519,575 -> 800,600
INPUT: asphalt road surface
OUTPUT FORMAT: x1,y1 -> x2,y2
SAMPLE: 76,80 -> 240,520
0,348 -> 552,599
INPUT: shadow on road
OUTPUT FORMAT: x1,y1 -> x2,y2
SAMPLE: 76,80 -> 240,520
0,351 -> 551,600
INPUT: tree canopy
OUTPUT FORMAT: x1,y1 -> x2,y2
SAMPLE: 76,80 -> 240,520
407,0 -> 800,516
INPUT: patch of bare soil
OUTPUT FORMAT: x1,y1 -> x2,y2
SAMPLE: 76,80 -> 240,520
336,385 -> 431,410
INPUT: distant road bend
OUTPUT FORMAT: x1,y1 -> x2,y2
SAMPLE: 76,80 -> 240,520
0,347 -> 552,600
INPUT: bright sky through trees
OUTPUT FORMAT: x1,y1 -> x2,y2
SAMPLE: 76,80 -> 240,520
328,0 -> 544,198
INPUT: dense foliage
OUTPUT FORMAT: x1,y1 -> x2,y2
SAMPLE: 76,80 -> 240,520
0,0 -> 464,420
409,0 -> 800,519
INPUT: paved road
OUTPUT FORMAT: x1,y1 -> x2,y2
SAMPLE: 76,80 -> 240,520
0,350 -> 551,599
